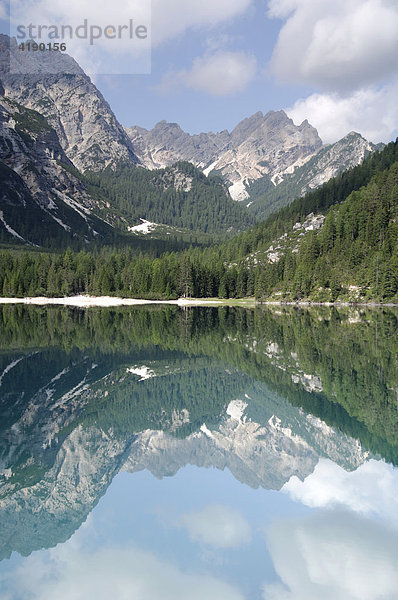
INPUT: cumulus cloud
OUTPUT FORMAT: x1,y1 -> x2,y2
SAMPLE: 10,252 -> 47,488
159,51 -> 257,96
9,0 -> 152,74
263,511 -> 398,600
286,83 -> 398,143
268,0 -> 398,92
1,546 -> 245,600
152,0 -> 253,46
8,0 -> 254,74
10,0 -> 253,47
282,458 -> 398,524
180,504 -> 251,548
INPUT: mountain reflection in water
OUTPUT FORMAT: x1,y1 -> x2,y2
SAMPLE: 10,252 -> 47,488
0,305 -> 397,599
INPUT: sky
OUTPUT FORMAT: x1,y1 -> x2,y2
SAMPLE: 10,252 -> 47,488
1,0 -> 398,143
1,459 -> 398,599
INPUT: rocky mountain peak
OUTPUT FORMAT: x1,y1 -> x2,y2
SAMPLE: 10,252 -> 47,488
230,110 -> 265,141
0,35 -> 139,172
125,109 -> 323,201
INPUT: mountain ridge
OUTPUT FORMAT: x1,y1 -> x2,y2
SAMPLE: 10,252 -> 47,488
124,110 -> 381,214
0,35 -> 140,172
0,33 -> 386,246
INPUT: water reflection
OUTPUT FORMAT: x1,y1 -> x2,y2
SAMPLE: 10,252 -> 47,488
0,305 -> 397,598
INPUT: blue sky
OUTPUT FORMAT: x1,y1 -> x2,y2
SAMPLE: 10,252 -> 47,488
1,0 -> 398,143
2,459 -> 398,599
96,3 -> 316,135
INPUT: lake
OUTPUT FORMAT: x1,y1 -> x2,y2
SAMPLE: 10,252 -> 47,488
0,304 -> 397,599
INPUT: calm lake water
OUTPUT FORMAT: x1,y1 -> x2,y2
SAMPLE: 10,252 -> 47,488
0,305 -> 397,599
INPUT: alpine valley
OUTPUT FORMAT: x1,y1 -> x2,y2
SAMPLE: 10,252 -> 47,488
1,12 -> 398,597
0,34 -> 397,303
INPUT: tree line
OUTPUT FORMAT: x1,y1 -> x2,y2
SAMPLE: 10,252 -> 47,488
1,157 -> 397,302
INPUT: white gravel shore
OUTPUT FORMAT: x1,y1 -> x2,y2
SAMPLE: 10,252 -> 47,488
0,295 -> 226,307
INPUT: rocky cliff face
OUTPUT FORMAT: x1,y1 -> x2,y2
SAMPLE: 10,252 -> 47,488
247,131 -> 382,218
0,399 -> 367,559
125,113 -> 381,210
123,398 -> 367,489
295,131 -> 378,193
125,111 -> 382,208
0,35 -> 139,172
0,95 -> 111,244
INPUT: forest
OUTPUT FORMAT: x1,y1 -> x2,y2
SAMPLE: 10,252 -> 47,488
84,160 -> 255,234
0,141 -> 397,302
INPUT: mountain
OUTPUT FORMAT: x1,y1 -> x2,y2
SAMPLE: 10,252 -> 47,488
0,34 -> 386,247
0,36 -> 253,243
0,35 -> 139,172
247,131 -> 382,219
0,94 -> 113,247
2,140 -> 396,297
125,112 -> 381,215
224,141 -> 398,303
0,93 -> 252,246
85,161 -> 255,235
125,110 -> 323,202
0,301 -> 396,558
0,333 -> 369,559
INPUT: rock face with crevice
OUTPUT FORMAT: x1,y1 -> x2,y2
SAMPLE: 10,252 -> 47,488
0,35 -> 139,172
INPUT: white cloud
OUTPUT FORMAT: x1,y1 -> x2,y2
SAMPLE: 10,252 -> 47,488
1,546 -> 245,600
152,0 -> 253,46
9,0 -> 152,75
11,0 -> 254,48
0,1 -> 8,19
267,0 -> 298,19
180,504 -> 251,548
160,51 -> 257,96
263,511 -> 398,600
282,458 -> 398,525
286,83 -> 398,143
268,0 -> 398,92
9,0 -> 254,75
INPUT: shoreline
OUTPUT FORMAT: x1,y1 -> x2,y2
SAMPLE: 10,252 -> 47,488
0,295 -> 227,308
0,295 -> 397,308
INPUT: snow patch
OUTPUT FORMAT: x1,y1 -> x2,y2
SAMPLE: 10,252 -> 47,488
50,368 -> 70,384
126,365 -> 155,381
0,210 -> 26,242
49,213 -> 71,232
200,423 -> 214,438
128,219 -> 158,235
226,399 -> 248,422
54,191 -> 90,218
203,160 -> 219,177
0,357 -> 24,387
